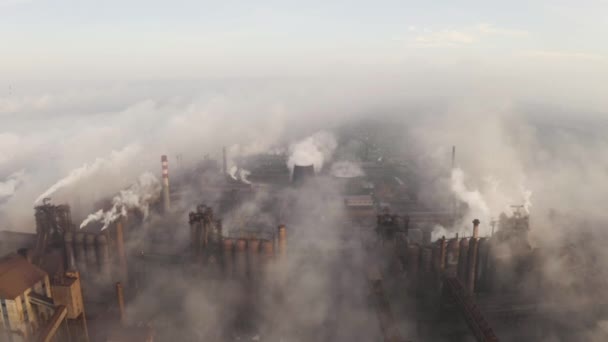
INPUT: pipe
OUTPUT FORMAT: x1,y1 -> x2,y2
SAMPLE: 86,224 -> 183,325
277,225 -> 287,258
116,282 -> 126,325
161,155 -> 171,213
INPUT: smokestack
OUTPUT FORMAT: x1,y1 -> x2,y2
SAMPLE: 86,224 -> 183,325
85,234 -> 97,272
457,238 -> 470,284
277,225 -> 287,258
161,155 -> 170,213
235,239 -> 247,279
64,232 -> 76,271
116,282 -> 126,325
439,236 -> 447,271
74,233 -> 86,273
222,146 -> 228,176
291,164 -> 314,186
472,219 -> 480,239
248,238 -> 260,279
467,237 -> 480,294
115,219 -> 128,282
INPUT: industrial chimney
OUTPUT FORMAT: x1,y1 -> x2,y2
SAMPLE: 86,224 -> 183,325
161,155 -> 171,212
292,164 -> 314,186
472,219 -> 480,239
222,146 -> 228,176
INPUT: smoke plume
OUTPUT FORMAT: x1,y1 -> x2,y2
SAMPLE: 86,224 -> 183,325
34,144 -> 140,204
80,172 -> 161,230
287,131 -> 337,173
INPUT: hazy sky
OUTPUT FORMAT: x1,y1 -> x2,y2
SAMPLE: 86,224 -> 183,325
1,0 -> 607,80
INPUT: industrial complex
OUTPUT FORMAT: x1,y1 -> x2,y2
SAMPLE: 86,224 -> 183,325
0,134 -> 601,342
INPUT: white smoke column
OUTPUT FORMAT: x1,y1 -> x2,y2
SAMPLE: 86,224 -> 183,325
521,186 -> 533,213
34,144 -> 140,204
329,161 -> 364,178
0,170 -> 25,200
451,168 -> 490,230
80,172 -> 161,230
287,131 -> 337,173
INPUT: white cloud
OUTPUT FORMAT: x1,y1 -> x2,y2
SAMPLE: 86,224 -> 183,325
412,23 -> 529,47
415,30 -> 475,46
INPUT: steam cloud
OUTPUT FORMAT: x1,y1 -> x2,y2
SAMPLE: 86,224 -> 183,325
287,131 -> 337,173
80,172 -> 161,230
0,170 -> 25,201
34,144 -> 141,204
329,161 -> 364,178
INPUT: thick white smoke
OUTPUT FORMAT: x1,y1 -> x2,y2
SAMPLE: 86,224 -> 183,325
451,167 -> 490,222
80,172 -> 161,230
329,161 -> 364,178
287,131 -> 337,173
0,170 -> 24,200
34,144 -> 140,204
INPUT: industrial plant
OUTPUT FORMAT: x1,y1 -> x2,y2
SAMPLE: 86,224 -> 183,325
0,127 -> 603,342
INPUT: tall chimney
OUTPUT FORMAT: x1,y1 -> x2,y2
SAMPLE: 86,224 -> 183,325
222,146 -> 228,176
161,155 -> 171,213
472,219 -> 480,239
277,225 -> 287,258
467,237 -> 480,294
64,232 -> 76,271
115,219 -> 128,282
116,282 -> 126,325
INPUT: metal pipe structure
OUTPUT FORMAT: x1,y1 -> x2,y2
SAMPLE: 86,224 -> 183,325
74,233 -> 86,273
116,282 -> 126,325
161,155 -> 171,213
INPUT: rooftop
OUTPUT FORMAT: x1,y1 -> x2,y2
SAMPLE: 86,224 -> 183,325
0,253 -> 48,299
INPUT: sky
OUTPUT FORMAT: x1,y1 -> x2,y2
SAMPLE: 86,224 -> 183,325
1,0 -> 607,80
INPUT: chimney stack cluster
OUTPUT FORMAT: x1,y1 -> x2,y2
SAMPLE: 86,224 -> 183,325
407,219 -> 489,295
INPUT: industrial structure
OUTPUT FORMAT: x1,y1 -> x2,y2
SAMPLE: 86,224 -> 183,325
0,132 -> 600,342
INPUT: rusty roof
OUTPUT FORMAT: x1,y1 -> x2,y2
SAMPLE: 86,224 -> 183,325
0,253 -> 48,299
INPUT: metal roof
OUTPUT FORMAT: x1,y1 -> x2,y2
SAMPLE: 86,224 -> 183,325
0,254 -> 47,299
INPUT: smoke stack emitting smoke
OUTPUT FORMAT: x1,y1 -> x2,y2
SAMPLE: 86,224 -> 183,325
79,172 -> 161,230
287,131 -> 337,174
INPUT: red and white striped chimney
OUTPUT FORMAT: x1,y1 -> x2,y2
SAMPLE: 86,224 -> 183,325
161,155 -> 171,212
